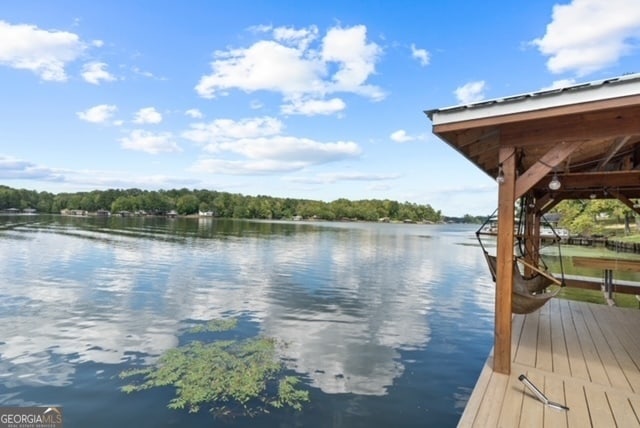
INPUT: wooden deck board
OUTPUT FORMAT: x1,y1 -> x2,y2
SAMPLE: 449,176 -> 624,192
564,381 -> 590,427
515,310 -> 539,367
586,304 -> 638,393
472,371 -> 508,427
581,304 -> 631,391
560,299 -> 590,381
543,375 -> 568,428
519,370 -> 544,427
570,301 -> 610,386
550,298 -> 572,376
457,357 -> 494,428
608,392 -> 639,427
496,371 -> 524,427
457,299 -> 640,427
594,304 -> 640,395
584,388 -> 616,427
627,395 -> 640,425
537,303 -> 553,372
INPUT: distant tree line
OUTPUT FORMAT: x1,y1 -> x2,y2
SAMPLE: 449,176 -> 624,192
0,185 -> 443,223
442,214 -> 486,224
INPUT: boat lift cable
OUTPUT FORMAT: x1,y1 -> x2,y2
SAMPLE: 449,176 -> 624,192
476,208 -> 497,254
516,196 -> 547,271
541,219 -> 567,287
514,195 -> 567,287
476,208 -> 498,281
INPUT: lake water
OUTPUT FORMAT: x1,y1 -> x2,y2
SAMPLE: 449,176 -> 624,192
0,215 -> 498,427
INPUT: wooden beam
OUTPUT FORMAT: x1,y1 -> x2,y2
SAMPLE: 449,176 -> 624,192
572,256 -> 640,272
539,198 -> 561,215
596,136 -> 632,170
501,106 -> 640,147
515,141 -> 582,199
467,138 -> 499,158
457,128 -> 500,149
532,170 -> 640,191
533,193 -> 553,213
494,146 -> 516,375
606,188 -> 640,216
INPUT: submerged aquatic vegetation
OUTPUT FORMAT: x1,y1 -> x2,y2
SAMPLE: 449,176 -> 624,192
187,317 -> 239,333
119,318 -> 309,417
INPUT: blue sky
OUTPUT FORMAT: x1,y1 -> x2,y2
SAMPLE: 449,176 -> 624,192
1,1 -> 640,216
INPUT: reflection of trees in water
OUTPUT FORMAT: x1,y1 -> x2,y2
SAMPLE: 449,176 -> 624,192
0,218 -> 488,398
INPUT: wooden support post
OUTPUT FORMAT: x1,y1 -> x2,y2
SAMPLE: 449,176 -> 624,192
495,146 -> 516,374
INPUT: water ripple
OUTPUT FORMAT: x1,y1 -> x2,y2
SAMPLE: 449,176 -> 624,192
0,216 -> 495,426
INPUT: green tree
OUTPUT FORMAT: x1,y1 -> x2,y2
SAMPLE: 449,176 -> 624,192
176,194 -> 199,215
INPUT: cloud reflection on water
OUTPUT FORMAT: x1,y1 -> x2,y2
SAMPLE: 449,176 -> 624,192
0,219 -> 488,398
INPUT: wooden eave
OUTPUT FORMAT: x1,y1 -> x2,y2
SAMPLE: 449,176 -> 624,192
425,74 -> 640,375
426,82 -> 640,202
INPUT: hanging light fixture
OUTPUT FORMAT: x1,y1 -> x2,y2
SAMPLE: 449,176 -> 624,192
496,164 -> 505,184
548,170 -> 561,190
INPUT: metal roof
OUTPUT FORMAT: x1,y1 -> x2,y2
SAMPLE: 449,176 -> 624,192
425,73 -> 640,125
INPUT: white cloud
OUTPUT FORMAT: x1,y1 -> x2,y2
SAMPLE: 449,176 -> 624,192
119,130 -> 181,154
321,25 -> 384,99
454,81 -> 486,104
77,104 -> 118,124
195,39 -> 322,99
533,0 -> 640,76
191,158 -> 308,175
281,97 -> 346,116
0,20 -> 86,81
286,172 -> 401,184
0,155 -> 201,191
390,130 -> 413,143
0,156 -> 64,181
185,108 -> 203,119
195,24 -> 384,115
411,44 -> 430,66
195,39 -> 324,99
92,40 -> 104,48
184,116 -> 362,175
541,78 -> 577,90
81,61 -> 116,84
183,116 -> 283,146
219,137 -> 361,164
133,107 -> 163,124
131,66 -> 164,80
273,25 -> 319,51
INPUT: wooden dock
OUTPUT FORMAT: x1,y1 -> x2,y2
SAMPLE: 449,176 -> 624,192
458,298 -> 640,427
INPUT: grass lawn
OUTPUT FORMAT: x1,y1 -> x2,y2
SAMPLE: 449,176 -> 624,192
614,292 -> 640,309
616,234 -> 640,243
555,287 -> 605,305
553,285 -> 640,309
